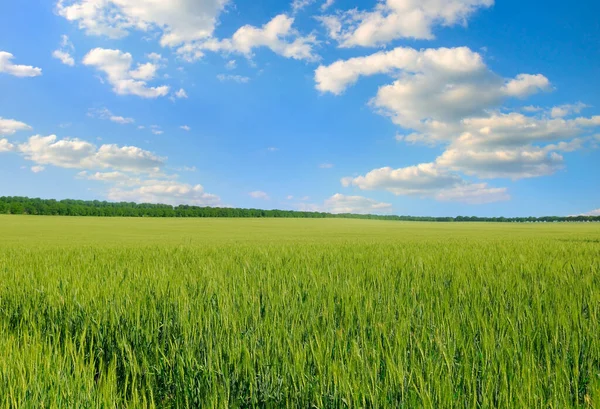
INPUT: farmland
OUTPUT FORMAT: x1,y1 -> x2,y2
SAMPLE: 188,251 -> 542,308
0,215 -> 599,408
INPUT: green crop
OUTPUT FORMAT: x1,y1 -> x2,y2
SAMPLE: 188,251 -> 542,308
0,215 -> 599,408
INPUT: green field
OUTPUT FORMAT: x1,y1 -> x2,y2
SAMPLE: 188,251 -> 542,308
0,216 -> 599,408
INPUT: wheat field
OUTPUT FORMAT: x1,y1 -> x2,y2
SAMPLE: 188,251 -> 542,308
0,216 -> 599,408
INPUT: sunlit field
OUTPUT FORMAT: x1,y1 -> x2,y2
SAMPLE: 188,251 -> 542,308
0,215 -> 599,408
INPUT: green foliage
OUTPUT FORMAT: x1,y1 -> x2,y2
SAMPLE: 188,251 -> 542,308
0,217 -> 599,407
1,196 -> 599,222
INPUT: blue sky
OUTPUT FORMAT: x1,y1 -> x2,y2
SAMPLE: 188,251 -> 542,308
0,0 -> 598,217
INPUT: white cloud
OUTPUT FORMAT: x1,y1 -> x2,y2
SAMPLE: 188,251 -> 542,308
319,0 -> 493,48
129,62 -> 158,80
178,166 -> 197,172
447,113 -> 587,149
175,88 -> 188,98
321,0 -> 335,11
79,168 -> 219,206
149,125 -> 164,135
83,48 -> 169,98
0,127 -> 224,207
522,105 -> 542,113
88,107 -> 134,124
319,163 -> 334,168
317,45 -> 599,184
146,52 -> 166,62
342,163 -> 508,204
111,115 -> 135,124
342,162 -> 463,196
581,209 -> 600,216
325,193 -> 392,214
436,146 -> 567,179
0,117 -> 32,136
316,47 -> 550,132
217,74 -> 250,83
178,14 -> 318,62
286,195 -> 294,200
292,0 -> 316,12
52,35 -> 76,66
0,139 -> 15,152
434,183 -> 509,204
180,125 -> 191,131
60,34 -> 74,50
57,0 -> 229,47
551,102 -> 588,118
503,74 -> 551,98
80,170 -> 135,184
249,190 -> 270,200
300,193 -> 393,214
225,59 -> 236,70
107,180 -> 221,206
18,134 -> 164,173
0,51 -> 42,77
53,50 -> 75,66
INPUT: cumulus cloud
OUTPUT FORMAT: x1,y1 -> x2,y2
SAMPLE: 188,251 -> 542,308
0,51 -> 42,77
316,47 -> 549,129
83,48 -> 169,98
300,193 -> 392,214
0,139 -> 15,152
321,0 -> 335,11
146,52 -> 166,62
324,193 -> 392,214
249,191 -> 270,200
342,163 -> 463,196
88,107 -> 135,124
436,146 -> 567,180
178,14 -> 318,62
318,45 -> 599,185
503,74 -> 551,98
18,134 -> 164,173
522,105 -> 542,113
77,171 -> 220,206
0,117 -> 32,136
447,113 -> 590,149
319,0 -> 493,48
175,88 -> 188,98
217,74 -> 250,83
53,50 -> 75,66
581,208 -> 600,216
180,125 -> 191,131
0,120 -> 219,206
107,180 -> 221,206
57,0 -> 229,47
225,59 -> 236,70
52,35 -> 76,66
111,116 -> 135,125
434,183 -> 509,204
292,0 -> 316,12
342,163 -> 509,204
150,125 -> 164,135
551,102 -> 588,118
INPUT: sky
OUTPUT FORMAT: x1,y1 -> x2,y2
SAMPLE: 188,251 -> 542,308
0,0 -> 599,217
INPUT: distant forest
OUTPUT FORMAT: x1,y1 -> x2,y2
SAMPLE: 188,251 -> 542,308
1,196 -> 598,222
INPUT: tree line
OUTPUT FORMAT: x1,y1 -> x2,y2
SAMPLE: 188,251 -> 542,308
0,196 -> 598,222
